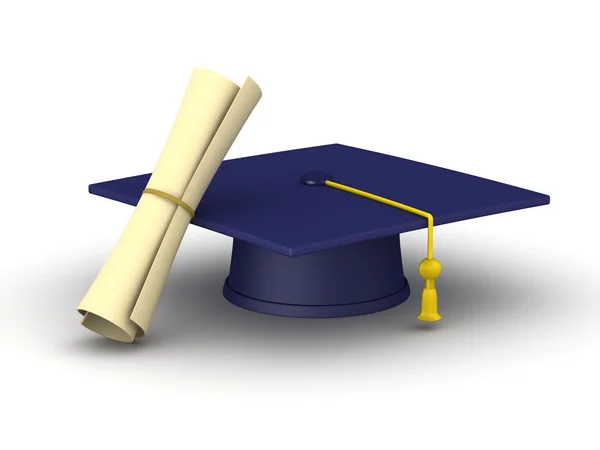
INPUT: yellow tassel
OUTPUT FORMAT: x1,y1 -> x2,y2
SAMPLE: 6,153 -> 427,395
322,180 -> 443,323
417,258 -> 442,322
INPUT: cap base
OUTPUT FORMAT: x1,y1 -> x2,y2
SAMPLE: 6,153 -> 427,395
222,235 -> 411,318
223,276 -> 410,318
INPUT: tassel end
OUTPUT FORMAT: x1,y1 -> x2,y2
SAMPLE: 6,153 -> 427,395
417,288 -> 442,322
417,258 -> 442,322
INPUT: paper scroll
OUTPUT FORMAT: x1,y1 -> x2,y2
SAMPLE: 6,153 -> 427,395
77,69 -> 262,343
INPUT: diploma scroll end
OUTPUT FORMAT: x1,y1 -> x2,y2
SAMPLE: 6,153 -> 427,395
79,310 -> 137,344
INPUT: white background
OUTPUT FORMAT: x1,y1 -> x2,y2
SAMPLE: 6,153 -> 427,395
1,1 -> 599,449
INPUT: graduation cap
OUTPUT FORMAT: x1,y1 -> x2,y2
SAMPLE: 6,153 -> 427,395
89,143 -> 550,321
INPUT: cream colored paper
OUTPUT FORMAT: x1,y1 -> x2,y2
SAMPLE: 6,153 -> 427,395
130,77 -> 262,335
77,69 -> 262,343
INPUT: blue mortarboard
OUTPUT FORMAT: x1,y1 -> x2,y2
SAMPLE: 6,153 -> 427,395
89,144 -> 550,320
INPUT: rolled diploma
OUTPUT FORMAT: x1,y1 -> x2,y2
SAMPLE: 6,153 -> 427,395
130,77 -> 262,336
77,69 -> 260,342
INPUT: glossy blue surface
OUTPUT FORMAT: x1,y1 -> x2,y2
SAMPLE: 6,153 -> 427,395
89,143 -> 550,257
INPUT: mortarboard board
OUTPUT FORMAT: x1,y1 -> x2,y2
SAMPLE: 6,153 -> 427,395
88,143 -> 550,321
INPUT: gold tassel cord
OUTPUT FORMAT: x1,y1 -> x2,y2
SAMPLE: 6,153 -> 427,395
324,180 -> 442,322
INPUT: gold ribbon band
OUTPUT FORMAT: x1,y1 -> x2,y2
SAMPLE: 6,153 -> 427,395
142,188 -> 195,218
